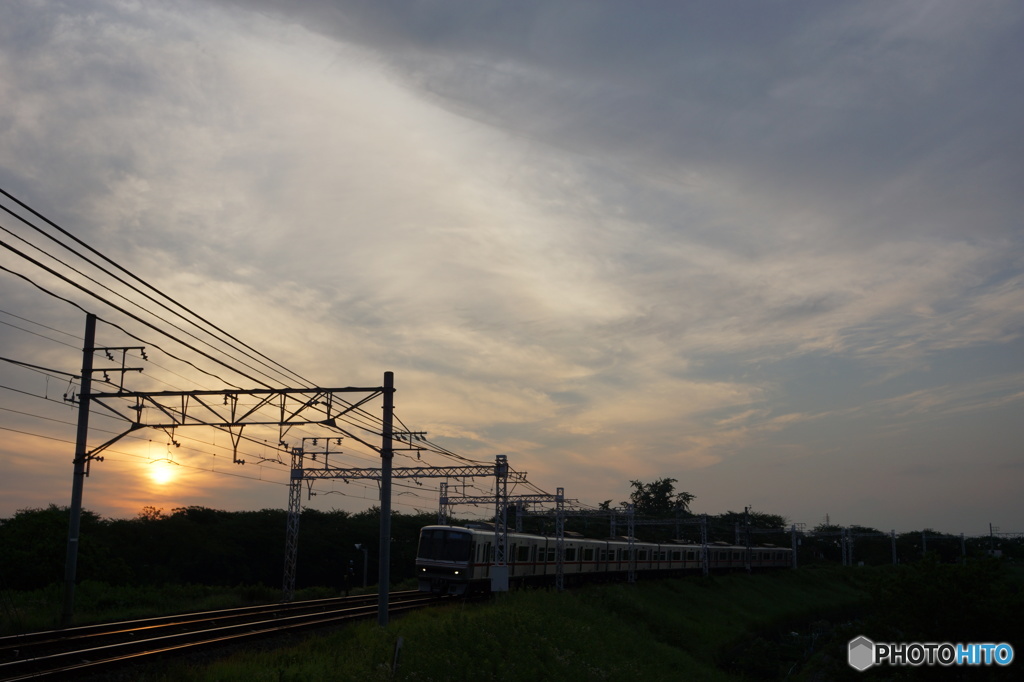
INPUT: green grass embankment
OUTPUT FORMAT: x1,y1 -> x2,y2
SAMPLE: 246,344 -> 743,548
142,567 -> 871,681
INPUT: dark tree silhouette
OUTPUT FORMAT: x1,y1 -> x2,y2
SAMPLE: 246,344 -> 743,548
626,478 -> 695,517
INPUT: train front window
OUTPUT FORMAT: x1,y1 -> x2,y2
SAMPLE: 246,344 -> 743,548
417,529 -> 472,561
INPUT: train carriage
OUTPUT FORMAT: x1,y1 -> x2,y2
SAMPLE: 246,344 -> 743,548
416,524 -> 792,595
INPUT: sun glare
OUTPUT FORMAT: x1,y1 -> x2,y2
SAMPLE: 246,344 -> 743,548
149,461 -> 177,486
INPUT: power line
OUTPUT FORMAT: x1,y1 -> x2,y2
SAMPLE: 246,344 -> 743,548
0,318 -> 80,349
2,191 -> 543,514
3,218 -> 393,457
1,187 -> 315,388
0,219 -> 291,388
0,307 -> 79,339
0,356 -> 79,378
0,424 -> 74,444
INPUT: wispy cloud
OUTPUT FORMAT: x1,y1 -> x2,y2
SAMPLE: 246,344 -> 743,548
1,0 -> 1021,534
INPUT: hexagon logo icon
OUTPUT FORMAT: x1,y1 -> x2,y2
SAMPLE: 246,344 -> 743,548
848,636 -> 875,671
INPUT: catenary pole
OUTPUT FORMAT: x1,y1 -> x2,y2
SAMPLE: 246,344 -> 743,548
62,313 -> 95,627
377,371 -> 394,626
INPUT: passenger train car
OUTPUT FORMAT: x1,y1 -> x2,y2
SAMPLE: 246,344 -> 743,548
416,524 -> 792,595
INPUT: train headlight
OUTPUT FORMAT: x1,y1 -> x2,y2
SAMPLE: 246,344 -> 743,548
453,570 -> 460,575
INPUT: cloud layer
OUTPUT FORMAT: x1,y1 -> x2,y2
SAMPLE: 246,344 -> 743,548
1,0 -> 1021,534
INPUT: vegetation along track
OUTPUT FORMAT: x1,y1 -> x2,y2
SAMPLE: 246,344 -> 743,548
0,590 -> 444,680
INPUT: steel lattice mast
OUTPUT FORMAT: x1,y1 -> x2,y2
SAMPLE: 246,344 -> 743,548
437,485 -> 567,591
62,316 -> 389,627
282,450 -> 526,623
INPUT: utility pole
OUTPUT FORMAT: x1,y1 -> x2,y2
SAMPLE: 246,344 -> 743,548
744,506 -> 751,573
282,445 -> 304,599
290,456 -> 526,609
62,313 -> 95,628
491,455 -> 510,592
626,503 -> 636,584
700,514 -> 709,577
60,311 -> 388,624
790,524 -> 799,570
378,371 -> 394,627
554,487 -> 565,592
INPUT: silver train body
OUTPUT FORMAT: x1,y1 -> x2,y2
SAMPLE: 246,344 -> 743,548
416,524 -> 792,595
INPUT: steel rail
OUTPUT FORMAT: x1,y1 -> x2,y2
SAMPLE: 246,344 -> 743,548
0,590 -> 440,680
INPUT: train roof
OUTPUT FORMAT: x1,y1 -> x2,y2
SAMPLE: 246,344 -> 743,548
419,525 -> 791,552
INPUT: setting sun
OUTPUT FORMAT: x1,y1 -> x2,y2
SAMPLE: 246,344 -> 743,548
149,461 -> 177,486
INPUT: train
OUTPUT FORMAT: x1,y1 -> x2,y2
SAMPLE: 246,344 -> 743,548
416,524 -> 793,595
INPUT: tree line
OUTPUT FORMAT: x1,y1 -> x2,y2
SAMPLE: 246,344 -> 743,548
0,504 -> 433,592
2,477 -> 1018,593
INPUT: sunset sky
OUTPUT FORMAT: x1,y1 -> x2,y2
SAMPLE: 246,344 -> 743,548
1,1 -> 1022,537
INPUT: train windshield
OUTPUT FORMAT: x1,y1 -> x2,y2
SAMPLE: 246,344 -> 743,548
417,529 -> 472,562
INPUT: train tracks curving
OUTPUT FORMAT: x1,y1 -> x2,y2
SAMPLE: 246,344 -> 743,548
0,590 -> 445,680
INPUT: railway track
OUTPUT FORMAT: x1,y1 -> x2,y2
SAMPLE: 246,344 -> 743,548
0,590 -> 445,680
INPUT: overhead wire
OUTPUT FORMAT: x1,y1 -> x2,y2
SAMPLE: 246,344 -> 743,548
0,318 -> 80,349
1,187 -> 314,388
0,307 -> 80,339
0,246 -> 389,456
0,219 -> 289,389
3,194 -> 395,450
0,192 -> 353,411
0,261 -> 378,459
1,190 -> 562,511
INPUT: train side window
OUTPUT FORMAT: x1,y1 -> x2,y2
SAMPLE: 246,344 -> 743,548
584,548 -> 595,562
517,545 -> 530,562
638,550 -> 648,561
686,551 -> 695,560
671,551 -> 681,561
565,548 -> 577,561
547,548 -> 556,561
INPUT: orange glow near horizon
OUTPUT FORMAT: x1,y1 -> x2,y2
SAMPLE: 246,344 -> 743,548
148,460 -> 178,486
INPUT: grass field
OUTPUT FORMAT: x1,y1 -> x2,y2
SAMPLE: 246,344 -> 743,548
130,567 -> 872,681
9,562 -> 1017,680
